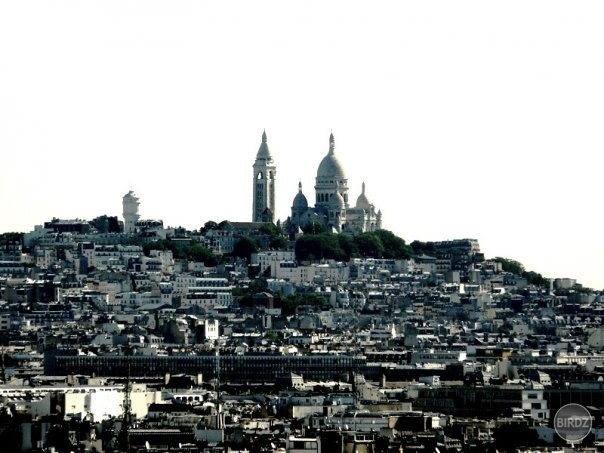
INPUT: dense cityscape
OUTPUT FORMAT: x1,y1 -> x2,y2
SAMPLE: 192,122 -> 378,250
1,133 -> 603,452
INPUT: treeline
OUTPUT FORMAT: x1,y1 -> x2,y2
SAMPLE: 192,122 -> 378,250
409,241 -> 550,288
295,228 -> 412,262
143,223 -> 551,289
493,256 -> 549,287
236,280 -> 328,316
142,240 -> 219,266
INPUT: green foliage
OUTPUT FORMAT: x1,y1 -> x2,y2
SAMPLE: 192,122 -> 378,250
188,243 -> 218,266
232,237 -> 261,261
248,277 -> 269,294
410,240 -> 436,256
269,236 -> 288,249
495,257 -> 550,288
355,232 -> 385,258
301,220 -> 327,234
218,220 -> 232,229
259,223 -> 288,249
337,233 -> 359,259
265,331 -> 280,342
0,232 -> 24,242
494,257 -> 526,275
280,293 -> 328,315
259,223 -> 281,237
374,229 -> 412,259
144,239 -> 218,265
143,239 -> 183,259
295,233 -> 346,261
295,229 -> 412,261
522,270 -> 548,287
200,220 -> 219,234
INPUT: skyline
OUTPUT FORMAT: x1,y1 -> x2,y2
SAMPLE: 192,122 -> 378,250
1,1 -> 603,289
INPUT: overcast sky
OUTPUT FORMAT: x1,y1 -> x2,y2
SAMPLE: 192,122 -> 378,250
1,1 -> 603,289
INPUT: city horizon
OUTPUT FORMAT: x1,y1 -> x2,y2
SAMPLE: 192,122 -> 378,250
2,2 -> 603,289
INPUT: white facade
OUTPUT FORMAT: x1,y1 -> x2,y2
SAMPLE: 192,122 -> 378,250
181,292 -> 233,309
284,133 -> 382,235
522,388 -> 550,421
271,261 -> 349,285
252,250 -> 296,272
115,291 -> 162,310
0,384 -> 156,421
286,436 -> 321,453
410,349 -> 467,365
271,262 -> 313,285
174,274 -> 197,296
203,319 -> 220,340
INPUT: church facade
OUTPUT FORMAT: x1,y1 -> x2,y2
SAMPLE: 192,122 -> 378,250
252,131 -> 382,236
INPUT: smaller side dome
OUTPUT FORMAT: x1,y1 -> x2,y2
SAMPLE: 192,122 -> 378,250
333,185 -> 345,209
355,182 -> 372,210
292,182 -> 308,211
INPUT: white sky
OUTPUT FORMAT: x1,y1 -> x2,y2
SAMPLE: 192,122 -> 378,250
1,1 -> 603,289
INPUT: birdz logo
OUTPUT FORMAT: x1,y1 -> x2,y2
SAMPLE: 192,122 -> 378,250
554,403 -> 592,443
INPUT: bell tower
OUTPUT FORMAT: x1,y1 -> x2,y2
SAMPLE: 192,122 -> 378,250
252,130 -> 276,222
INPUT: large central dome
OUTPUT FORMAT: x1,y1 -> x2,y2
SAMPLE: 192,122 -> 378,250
316,132 -> 346,179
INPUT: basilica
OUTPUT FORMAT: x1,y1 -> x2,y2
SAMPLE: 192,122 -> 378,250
252,131 -> 382,236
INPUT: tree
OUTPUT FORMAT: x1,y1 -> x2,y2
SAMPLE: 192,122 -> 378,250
0,232 -> 24,242
494,257 -> 526,275
188,243 -> 218,266
295,233 -> 346,261
143,239 -> 186,259
338,233 -> 359,259
259,223 -> 281,237
410,240 -> 436,256
280,293 -> 328,315
232,237 -> 260,261
301,220 -> 327,234
354,232 -> 385,258
374,229 -> 412,259
259,223 -> 288,249
295,235 -> 320,261
248,277 -> 269,294
523,270 -> 549,288
200,220 -> 219,234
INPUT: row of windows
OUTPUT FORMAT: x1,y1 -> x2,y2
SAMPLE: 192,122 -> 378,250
54,355 -> 365,380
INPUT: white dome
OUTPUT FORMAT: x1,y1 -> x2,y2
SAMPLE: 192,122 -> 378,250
333,187 -> 345,208
292,182 -> 308,211
355,183 -> 372,210
316,133 -> 345,179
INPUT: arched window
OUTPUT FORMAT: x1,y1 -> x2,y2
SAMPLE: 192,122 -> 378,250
257,172 -> 264,179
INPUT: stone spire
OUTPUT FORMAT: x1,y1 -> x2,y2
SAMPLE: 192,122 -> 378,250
252,130 -> 276,222
329,131 -> 335,154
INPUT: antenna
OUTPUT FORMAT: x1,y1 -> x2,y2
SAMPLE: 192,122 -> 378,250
0,346 -> 5,383
117,351 -> 133,452
215,343 -> 222,400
